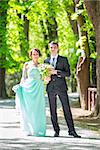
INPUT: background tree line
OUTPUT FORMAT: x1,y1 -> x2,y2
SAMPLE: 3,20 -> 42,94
0,0 -> 100,117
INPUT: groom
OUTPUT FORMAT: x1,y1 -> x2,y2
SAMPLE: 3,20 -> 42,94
44,41 -> 81,138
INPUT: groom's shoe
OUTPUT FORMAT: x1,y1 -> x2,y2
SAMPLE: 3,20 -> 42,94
54,132 -> 59,137
69,131 -> 81,138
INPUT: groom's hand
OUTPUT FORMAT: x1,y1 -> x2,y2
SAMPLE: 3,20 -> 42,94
50,68 -> 57,75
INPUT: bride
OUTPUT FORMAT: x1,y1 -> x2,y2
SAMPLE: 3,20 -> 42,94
13,48 -> 46,136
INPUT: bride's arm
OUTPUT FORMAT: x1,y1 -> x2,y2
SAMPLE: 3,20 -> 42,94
20,62 -> 28,84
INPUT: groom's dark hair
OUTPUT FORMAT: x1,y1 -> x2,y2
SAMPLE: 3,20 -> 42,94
49,41 -> 59,47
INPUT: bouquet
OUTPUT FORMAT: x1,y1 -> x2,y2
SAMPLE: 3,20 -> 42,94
38,63 -> 54,84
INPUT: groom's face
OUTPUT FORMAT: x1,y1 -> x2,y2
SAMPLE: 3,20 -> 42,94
49,44 -> 58,56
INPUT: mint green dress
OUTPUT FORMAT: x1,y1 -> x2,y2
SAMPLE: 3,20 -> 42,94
13,66 -> 46,136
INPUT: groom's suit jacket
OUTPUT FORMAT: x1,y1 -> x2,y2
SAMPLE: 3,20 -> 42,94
44,55 -> 71,92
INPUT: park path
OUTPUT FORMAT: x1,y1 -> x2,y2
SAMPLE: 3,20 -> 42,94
0,98 -> 100,150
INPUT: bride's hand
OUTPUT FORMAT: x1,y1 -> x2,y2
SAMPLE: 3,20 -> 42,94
44,76 -> 51,84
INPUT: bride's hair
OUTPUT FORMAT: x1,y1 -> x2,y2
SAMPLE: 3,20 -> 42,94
29,48 -> 41,58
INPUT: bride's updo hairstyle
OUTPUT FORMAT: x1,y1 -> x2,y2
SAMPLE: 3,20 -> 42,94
29,48 -> 41,58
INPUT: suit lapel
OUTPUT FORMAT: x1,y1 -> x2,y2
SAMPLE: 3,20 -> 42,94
55,55 -> 60,69
46,57 -> 51,64
46,55 -> 60,68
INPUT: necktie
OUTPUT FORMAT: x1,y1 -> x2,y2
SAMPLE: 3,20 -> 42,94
51,57 -> 55,67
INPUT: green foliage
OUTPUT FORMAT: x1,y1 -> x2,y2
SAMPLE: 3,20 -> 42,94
0,0 -> 96,96
6,0 -> 30,73
90,52 -> 97,59
73,0 -> 96,54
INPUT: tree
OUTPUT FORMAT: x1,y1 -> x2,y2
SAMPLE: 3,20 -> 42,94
39,0 -> 59,56
84,0 -> 100,117
0,0 -> 9,98
64,0 -> 78,36
46,0 -> 58,44
17,0 -> 29,56
2,0 -> 83,97
73,0 -> 90,110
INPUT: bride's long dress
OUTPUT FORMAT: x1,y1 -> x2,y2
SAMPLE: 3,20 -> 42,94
13,65 -> 46,136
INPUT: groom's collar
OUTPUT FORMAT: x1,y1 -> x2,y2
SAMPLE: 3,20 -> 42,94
51,54 -> 58,59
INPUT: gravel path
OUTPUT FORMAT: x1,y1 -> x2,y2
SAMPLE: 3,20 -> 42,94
0,98 -> 100,150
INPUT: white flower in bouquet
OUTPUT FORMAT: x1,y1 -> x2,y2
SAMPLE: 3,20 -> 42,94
38,64 -> 54,84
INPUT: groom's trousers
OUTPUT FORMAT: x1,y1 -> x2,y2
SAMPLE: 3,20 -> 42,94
47,90 -> 75,134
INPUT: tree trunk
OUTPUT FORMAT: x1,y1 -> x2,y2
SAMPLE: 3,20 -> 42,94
75,1 -> 90,110
84,0 -> 100,117
46,17 -> 58,42
24,15 -> 29,42
40,20 -> 49,55
0,69 -> 7,99
95,9 -> 100,117
65,1 -> 78,36
76,56 -> 90,109
91,59 -> 96,86
23,14 -> 29,51
17,13 -> 29,56
17,0 -> 29,56
64,1 -> 78,93
0,0 -> 8,99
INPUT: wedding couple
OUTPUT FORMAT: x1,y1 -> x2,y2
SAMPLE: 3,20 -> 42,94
13,41 -> 81,138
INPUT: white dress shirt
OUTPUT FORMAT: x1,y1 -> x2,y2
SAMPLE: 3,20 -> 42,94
50,55 -> 58,68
